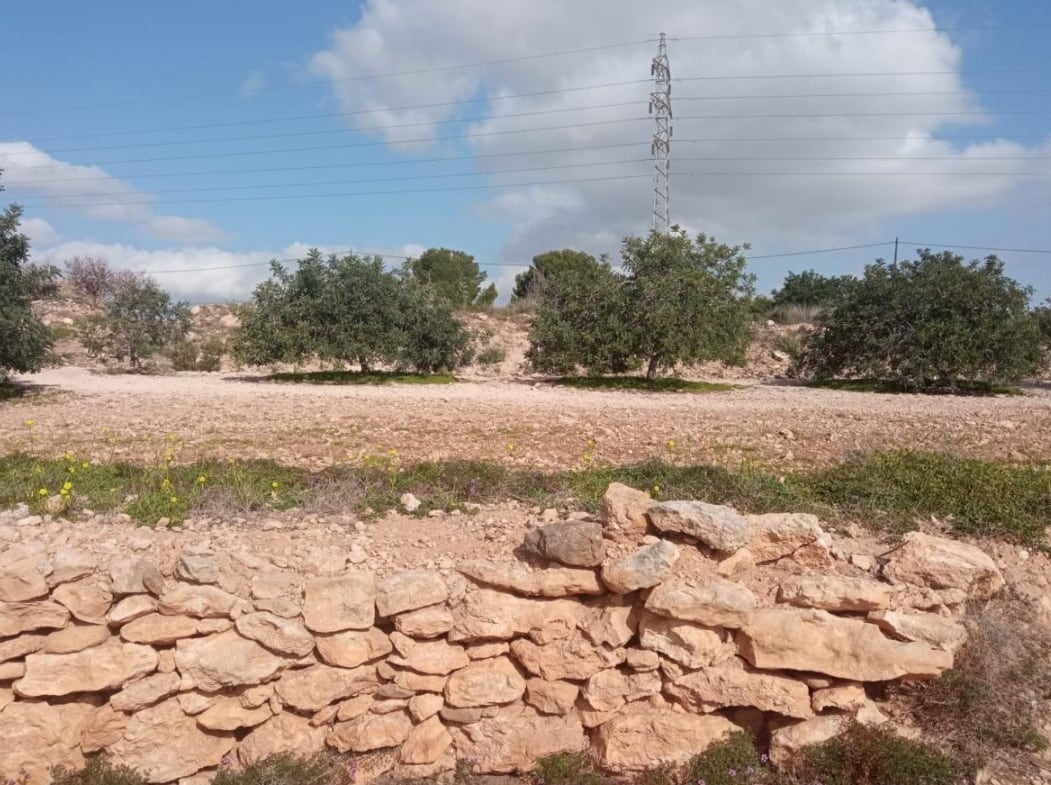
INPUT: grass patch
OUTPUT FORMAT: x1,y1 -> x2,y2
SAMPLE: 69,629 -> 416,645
1,449 -> 1047,543
0,381 -> 26,400
551,376 -> 735,393
268,370 -> 456,385
807,377 -> 1023,396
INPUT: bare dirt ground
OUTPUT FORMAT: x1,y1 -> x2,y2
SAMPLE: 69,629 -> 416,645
3,366 -> 1051,471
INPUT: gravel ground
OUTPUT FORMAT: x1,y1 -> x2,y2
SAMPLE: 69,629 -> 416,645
3,367 -> 1051,470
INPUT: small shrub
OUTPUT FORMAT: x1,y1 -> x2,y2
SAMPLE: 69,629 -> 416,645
50,756 -> 148,785
64,256 -> 114,303
534,752 -> 608,785
909,597 -> 1051,771
683,732 -> 768,785
788,723 -> 970,785
168,340 -> 199,371
772,333 -> 801,359
198,336 -> 224,371
170,337 -> 225,372
212,752 -> 355,785
477,345 -> 507,365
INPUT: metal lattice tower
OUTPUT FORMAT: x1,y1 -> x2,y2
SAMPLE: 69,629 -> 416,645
649,32 -> 672,232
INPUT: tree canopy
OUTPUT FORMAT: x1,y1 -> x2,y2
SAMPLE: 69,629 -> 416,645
234,250 -> 473,373
511,249 -> 603,301
528,228 -> 756,379
795,249 -> 1047,389
0,185 -> 54,380
771,269 -> 855,310
404,247 -> 497,310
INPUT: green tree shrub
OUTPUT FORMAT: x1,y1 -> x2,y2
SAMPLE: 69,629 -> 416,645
169,336 -> 225,372
49,756 -> 148,785
234,250 -> 473,374
64,255 -> 115,304
0,188 -> 55,381
771,269 -> 855,310
404,247 -> 497,310
80,271 -> 190,370
512,249 -> 603,302
527,228 -> 755,379
795,250 -> 1046,390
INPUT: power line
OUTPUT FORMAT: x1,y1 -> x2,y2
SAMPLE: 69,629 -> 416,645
677,67 -> 1051,82
0,38 -> 657,116
12,169 -> 1046,210
749,242 -> 892,259
14,84 -> 1051,149
671,21 -> 1051,41
898,241 -> 1051,255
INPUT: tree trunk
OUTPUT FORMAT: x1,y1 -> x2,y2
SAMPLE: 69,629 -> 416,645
646,356 -> 660,380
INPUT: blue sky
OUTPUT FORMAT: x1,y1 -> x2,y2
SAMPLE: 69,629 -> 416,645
1,0 -> 1049,303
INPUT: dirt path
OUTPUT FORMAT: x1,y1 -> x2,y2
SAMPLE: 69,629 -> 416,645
3,367 -> 1051,470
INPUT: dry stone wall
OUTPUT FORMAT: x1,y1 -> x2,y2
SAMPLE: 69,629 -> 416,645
0,483 -> 1005,784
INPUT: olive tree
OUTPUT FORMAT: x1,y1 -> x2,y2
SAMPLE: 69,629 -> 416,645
795,250 -> 1046,389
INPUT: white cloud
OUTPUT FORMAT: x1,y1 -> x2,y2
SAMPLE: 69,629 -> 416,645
20,217 -> 61,247
241,70 -> 266,98
0,141 -> 227,243
309,0 -> 1051,262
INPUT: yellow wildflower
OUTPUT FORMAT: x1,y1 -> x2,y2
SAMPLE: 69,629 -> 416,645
271,481 -> 280,490
38,488 -> 48,497
81,462 -> 90,469
24,419 -> 35,428
197,475 -> 207,485
170,496 -> 178,504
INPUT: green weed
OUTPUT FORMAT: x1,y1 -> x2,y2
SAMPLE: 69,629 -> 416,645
551,376 -> 735,393
268,370 -> 456,385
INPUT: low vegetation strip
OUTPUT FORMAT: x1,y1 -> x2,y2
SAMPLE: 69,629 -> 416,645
267,370 -> 457,385
804,378 -> 1024,396
1,450 -> 1047,544
550,376 -> 736,393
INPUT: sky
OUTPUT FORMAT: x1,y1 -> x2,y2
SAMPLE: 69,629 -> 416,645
1,0 -> 1049,304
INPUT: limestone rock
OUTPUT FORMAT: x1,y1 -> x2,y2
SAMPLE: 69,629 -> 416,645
240,683 -> 274,709
158,583 -> 238,619
196,697 -> 272,731
15,639 -> 157,697
778,576 -> 893,612
400,715 -> 452,765
468,641 -> 511,660
522,521 -> 606,567
0,686 -> 12,712
389,632 -> 469,675
81,705 -> 127,753
111,672 -> 182,712
175,552 -> 219,585
580,596 -> 638,648
108,595 -> 158,626
175,630 -> 287,691
582,667 -> 661,713
236,611 -> 315,657
746,512 -> 823,563
178,692 -> 217,716
457,560 -> 603,598
601,540 -> 679,594
238,714 -> 327,766
811,683 -> 866,712
645,578 -> 756,629
337,694 -> 374,721
626,648 -> 660,671
450,705 -> 587,773
275,664 -> 378,712
638,611 -> 733,669
600,483 -> 653,537
107,698 -> 236,784
0,558 -> 48,602
121,612 -> 199,645
647,500 -> 750,552
445,656 -> 526,707
0,600 -> 70,636
667,658 -> 813,718
448,589 -> 582,643
510,631 -> 626,681
409,693 -> 445,722
43,623 -> 110,654
769,716 -> 847,766
0,632 -> 46,662
0,660 -> 25,679
738,609 -> 954,681
52,579 -> 112,625
394,669 -> 449,694
303,572 -> 376,633
883,532 -> 1004,599
316,627 -> 391,668
525,678 -> 579,715
593,709 -> 738,772
109,558 -> 165,596
0,701 -> 95,785
376,570 -> 448,617
867,610 -> 967,652
49,548 -> 97,587
328,711 -> 413,753
395,604 -> 454,638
